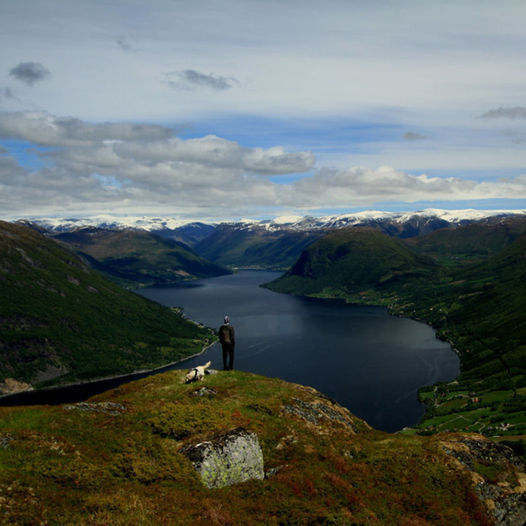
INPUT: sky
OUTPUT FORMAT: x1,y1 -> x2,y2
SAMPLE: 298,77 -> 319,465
0,0 -> 525,222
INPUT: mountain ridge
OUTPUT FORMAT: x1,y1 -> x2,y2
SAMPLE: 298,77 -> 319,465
50,226 -> 230,288
22,210 -> 526,271
21,208 -> 526,234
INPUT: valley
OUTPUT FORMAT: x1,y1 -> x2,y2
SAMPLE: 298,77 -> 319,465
1,210 -> 526,524
5,210 -> 526,440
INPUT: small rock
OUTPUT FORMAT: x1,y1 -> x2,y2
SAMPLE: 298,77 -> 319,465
63,402 -> 126,415
0,435 -> 12,449
181,427 -> 264,488
191,387 -> 217,397
265,465 -> 285,478
283,397 -> 357,431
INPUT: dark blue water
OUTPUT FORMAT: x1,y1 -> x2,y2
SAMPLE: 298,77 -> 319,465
138,271 -> 459,432
0,271 -> 459,432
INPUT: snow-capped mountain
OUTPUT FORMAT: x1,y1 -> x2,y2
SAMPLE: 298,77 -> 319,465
23,215 -> 199,233
18,208 -> 526,272
23,208 -> 526,235
229,208 -> 526,234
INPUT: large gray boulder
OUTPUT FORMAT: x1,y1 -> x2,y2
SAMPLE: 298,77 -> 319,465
181,427 -> 264,488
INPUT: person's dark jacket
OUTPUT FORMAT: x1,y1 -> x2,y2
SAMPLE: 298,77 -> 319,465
219,323 -> 235,346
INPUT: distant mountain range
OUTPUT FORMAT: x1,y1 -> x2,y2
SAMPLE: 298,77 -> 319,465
23,208 -> 526,271
24,208 -> 526,236
50,227 -> 229,288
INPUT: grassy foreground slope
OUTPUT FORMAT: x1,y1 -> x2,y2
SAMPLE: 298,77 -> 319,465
2,369 -> 523,525
52,227 -> 229,288
0,221 -> 213,388
267,227 -> 526,438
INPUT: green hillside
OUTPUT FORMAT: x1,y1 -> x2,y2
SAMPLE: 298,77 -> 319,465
52,227 -> 229,288
1,369 -> 523,525
406,217 -> 526,266
413,232 -> 526,434
267,227 -> 526,438
268,227 -> 438,299
0,221 -> 214,388
194,224 -> 324,270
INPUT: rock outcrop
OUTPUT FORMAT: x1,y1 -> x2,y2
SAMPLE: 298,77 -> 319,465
181,427 -> 264,488
282,386 -> 368,433
441,436 -> 526,526
0,378 -> 32,395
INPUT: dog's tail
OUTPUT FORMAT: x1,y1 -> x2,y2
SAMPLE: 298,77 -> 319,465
204,360 -> 211,369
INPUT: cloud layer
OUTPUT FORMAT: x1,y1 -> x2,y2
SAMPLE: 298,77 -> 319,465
0,111 -> 315,217
0,1 -> 525,219
0,111 -> 525,219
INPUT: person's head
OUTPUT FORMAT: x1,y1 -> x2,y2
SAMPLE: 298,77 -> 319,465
224,315 -> 230,324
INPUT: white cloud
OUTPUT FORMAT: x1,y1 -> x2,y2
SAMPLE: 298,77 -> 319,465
111,135 -> 314,175
288,166 -> 526,208
0,111 -> 315,217
0,111 -> 172,146
0,109 -> 525,220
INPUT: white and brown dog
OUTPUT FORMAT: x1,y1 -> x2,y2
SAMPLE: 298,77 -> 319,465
185,361 -> 212,383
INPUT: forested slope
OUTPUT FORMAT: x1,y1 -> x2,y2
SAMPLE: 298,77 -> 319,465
0,221 -> 213,389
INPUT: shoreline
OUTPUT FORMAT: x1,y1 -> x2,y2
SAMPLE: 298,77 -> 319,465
263,286 -> 462,421
0,340 -> 218,400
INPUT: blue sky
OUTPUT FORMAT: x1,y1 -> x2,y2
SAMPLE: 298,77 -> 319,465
0,0 -> 525,221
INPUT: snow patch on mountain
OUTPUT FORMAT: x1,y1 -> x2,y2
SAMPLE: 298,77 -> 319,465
24,215 -> 201,232
22,208 -> 526,233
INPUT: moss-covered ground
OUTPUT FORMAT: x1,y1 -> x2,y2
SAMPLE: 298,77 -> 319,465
0,370 -> 501,525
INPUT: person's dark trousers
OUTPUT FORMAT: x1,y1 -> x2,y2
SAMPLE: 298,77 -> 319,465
222,344 -> 234,370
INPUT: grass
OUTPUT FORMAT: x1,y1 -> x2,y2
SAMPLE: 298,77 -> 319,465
0,369 -> 502,525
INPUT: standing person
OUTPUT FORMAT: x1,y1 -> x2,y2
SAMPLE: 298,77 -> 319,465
219,315 -> 235,371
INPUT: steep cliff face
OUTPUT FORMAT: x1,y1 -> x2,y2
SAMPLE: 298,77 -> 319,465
0,369 -> 523,525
